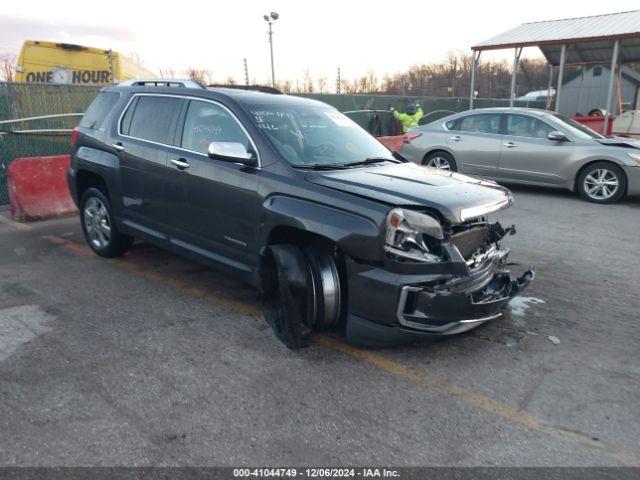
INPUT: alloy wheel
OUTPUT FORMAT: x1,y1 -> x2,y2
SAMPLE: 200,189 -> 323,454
583,168 -> 619,201
427,156 -> 451,170
83,197 -> 111,249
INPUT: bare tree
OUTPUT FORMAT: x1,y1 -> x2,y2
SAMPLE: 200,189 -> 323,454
186,68 -> 215,86
0,54 -> 16,82
128,51 -> 145,66
317,76 -> 327,93
232,52 -> 552,99
275,79 -> 293,93
302,69 -> 314,93
159,67 -> 176,79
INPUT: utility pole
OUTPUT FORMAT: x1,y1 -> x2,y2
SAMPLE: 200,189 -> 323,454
336,67 -> 341,94
243,58 -> 249,86
263,12 -> 279,87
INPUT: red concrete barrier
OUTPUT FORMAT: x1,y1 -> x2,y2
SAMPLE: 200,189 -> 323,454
378,135 -> 404,152
7,155 -> 76,221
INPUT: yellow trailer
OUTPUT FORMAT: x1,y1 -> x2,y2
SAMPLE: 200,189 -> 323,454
14,40 -> 154,85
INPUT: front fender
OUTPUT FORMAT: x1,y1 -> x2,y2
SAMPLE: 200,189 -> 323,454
261,195 -> 383,262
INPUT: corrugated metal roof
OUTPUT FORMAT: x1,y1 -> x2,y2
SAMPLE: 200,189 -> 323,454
473,10 -> 640,50
539,37 -> 640,65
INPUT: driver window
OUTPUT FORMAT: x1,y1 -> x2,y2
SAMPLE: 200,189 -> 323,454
506,114 -> 553,139
181,100 -> 250,155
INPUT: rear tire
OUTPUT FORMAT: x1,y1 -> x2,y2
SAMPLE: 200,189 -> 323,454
423,151 -> 457,172
577,162 -> 626,204
588,108 -> 606,117
80,188 -> 133,257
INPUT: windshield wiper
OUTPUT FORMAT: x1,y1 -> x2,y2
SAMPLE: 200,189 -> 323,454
292,163 -> 350,170
292,157 -> 400,170
341,157 -> 400,167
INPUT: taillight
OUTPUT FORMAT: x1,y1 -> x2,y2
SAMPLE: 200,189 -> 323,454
402,133 -> 422,144
70,127 -> 79,147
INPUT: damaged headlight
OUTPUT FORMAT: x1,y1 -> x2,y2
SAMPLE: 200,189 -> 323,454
384,208 -> 444,262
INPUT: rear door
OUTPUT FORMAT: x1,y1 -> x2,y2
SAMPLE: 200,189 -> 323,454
497,113 -> 570,185
446,113 -> 503,177
114,94 -> 184,234
164,98 -> 261,271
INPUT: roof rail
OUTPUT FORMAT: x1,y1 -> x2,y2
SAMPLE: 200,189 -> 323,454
207,84 -> 283,94
119,78 -> 205,89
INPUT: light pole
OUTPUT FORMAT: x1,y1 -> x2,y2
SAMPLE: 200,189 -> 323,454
263,12 -> 279,87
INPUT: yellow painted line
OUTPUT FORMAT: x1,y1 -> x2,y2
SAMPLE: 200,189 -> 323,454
113,258 -> 263,318
0,214 -> 32,231
316,335 -> 638,466
41,235 -> 263,318
43,235 -> 640,466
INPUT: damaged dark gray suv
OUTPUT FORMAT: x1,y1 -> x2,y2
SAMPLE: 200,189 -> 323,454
68,79 -> 534,349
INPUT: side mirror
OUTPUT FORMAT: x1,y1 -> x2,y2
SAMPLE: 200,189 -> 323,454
548,131 -> 568,142
208,142 -> 257,166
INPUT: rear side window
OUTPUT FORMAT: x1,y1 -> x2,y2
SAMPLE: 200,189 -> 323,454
79,92 -> 119,129
458,114 -> 501,135
122,95 -> 183,144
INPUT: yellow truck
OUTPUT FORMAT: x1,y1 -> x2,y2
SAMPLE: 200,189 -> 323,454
14,40 -> 154,85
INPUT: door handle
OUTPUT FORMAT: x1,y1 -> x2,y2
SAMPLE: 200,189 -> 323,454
503,142 -> 519,148
112,142 -> 125,152
170,158 -> 190,170
449,135 -> 462,142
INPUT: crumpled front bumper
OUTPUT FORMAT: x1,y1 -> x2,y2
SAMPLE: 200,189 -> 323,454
344,246 -> 534,347
396,269 -> 534,335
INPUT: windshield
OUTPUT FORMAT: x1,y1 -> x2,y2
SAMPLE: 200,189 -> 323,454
247,104 -> 394,167
550,113 -> 605,140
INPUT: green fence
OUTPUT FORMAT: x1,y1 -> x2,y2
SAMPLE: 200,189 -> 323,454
0,82 -> 101,205
0,83 -> 546,206
298,94 -> 546,135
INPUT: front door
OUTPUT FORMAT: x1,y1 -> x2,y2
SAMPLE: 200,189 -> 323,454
497,114 -> 571,185
165,98 -> 261,271
447,113 -> 503,177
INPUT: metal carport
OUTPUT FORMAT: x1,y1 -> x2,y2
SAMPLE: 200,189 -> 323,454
470,10 -> 640,128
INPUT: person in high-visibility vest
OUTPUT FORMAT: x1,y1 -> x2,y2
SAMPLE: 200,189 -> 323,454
391,103 -> 424,133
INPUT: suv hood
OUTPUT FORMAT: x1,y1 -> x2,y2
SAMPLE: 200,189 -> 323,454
305,162 -> 513,224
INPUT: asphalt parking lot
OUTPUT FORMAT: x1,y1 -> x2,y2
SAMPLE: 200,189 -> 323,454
0,186 -> 639,467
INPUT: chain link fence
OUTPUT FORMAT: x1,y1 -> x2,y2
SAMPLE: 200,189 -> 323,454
0,82 -> 101,205
298,94 -> 545,135
0,83 -> 545,206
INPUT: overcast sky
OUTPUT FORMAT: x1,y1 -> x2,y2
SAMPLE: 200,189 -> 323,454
1,1 -> 639,83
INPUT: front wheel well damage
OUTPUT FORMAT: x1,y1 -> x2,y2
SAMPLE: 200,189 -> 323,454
265,225 -> 334,251
259,227 -> 348,349
574,160 -> 628,194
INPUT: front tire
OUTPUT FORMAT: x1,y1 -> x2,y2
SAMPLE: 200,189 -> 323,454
423,151 -> 457,172
577,162 -> 626,204
80,188 -> 133,257
261,244 -> 343,349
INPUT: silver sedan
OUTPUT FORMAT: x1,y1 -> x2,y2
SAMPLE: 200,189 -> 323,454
400,107 -> 640,203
